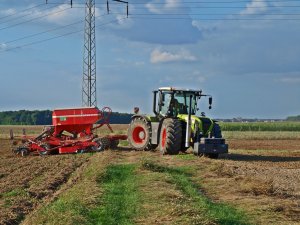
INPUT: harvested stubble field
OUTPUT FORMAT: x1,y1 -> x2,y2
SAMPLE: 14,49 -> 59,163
0,125 -> 300,225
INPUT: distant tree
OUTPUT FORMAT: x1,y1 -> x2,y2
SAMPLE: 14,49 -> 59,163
286,115 -> 300,121
0,110 -> 132,125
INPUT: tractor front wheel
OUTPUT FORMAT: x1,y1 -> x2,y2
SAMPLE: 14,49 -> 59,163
128,117 -> 154,151
159,119 -> 182,155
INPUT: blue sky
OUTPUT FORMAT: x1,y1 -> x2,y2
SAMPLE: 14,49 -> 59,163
0,0 -> 299,119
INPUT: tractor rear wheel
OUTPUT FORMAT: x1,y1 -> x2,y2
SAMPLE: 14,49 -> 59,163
159,118 -> 182,155
127,117 -> 154,151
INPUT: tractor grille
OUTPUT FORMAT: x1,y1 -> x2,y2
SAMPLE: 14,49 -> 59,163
200,118 -> 212,133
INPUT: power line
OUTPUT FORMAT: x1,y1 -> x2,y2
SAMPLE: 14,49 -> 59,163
6,9 -> 296,44
0,5 -> 58,25
3,20 -> 83,44
47,0 -> 300,4
0,6 -> 72,32
2,14 -> 109,45
0,18 -> 127,53
131,16 -> 300,21
131,5 -> 300,9
0,3 -> 45,20
132,0 -> 300,3
126,12 -> 300,16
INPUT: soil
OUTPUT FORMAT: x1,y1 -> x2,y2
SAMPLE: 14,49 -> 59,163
228,139 -> 300,151
0,134 -> 299,225
0,139 -> 91,225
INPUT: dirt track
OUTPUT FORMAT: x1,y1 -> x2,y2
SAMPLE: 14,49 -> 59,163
0,137 -> 300,225
228,139 -> 300,151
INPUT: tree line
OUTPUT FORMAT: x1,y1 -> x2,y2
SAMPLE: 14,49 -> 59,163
0,110 -> 133,125
1,110 -> 299,125
286,115 -> 300,121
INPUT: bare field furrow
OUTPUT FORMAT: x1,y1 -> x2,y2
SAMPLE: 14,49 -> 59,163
1,127 -> 300,225
0,139 -> 91,225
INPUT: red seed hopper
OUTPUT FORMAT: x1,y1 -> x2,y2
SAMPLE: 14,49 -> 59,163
12,107 -> 127,156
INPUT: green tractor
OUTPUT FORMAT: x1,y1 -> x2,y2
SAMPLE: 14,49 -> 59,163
127,87 -> 228,158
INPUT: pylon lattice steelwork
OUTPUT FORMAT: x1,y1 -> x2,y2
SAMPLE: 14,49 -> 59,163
82,0 -> 97,107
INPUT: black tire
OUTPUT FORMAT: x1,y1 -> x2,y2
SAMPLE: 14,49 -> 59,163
151,144 -> 158,150
95,137 -> 111,150
127,117 -> 154,151
110,140 -> 119,149
159,118 -> 182,155
17,147 -> 29,157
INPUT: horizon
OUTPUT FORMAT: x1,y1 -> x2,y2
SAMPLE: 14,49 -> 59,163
0,108 -> 296,120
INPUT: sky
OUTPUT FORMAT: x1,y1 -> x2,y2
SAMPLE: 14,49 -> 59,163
0,0 -> 299,119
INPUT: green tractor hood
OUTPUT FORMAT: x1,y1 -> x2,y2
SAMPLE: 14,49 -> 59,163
177,114 -> 214,137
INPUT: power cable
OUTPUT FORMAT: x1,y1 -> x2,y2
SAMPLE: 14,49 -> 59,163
0,17 -> 127,53
125,12 -> 300,16
0,4 -> 58,25
2,13 -> 109,45
0,6 -> 72,32
131,16 -> 300,21
0,3 -> 45,20
4,20 -> 84,44
131,5 -> 300,9
47,0 -> 300,4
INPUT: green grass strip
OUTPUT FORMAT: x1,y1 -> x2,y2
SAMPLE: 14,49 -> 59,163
142,161 -> 251,225
34,164 -> 139,225
89,164 -> 139,225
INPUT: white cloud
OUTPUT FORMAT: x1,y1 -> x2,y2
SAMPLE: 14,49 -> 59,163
0,43 -> 7,50
146,0 -> 181,14
43,4 -> 85,25
240,0 -> 268,15
0,4 -> 85,26
150,48 -> 197,64
0,8 -> 16,16
191,71 -> 206,83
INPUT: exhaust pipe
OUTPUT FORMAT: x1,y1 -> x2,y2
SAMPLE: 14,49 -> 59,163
185,95 -> 192,148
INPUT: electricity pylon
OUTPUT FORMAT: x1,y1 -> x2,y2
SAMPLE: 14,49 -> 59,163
82,0 -> 97,107
81,0 -> 128,107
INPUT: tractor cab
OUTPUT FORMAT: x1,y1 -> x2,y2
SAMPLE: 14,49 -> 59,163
154,87 -> 212,118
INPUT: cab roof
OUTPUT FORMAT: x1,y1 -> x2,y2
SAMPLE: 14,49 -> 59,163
158,87 -> 202,93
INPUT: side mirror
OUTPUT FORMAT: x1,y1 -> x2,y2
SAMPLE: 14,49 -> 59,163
134,107 -> 139,114
209,97 -> 212,109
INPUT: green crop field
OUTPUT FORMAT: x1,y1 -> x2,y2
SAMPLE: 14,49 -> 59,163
220,121 -> 300,132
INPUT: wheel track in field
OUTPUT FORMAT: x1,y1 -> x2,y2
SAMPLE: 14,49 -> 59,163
0,139 -> 93,225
